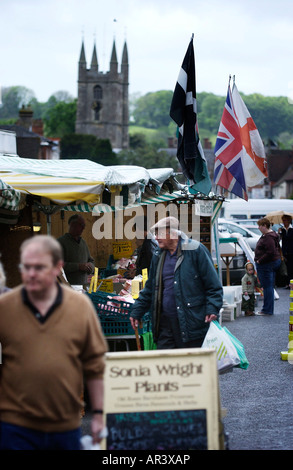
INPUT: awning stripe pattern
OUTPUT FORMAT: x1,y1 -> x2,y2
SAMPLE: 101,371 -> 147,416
0,156 -> 175,206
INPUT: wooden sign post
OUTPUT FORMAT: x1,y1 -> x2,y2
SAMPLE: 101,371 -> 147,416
102,348 -> 223,450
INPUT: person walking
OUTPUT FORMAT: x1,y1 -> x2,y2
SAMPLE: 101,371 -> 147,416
279,214 -> 293,287
0,235 -> 107,450
254,217 -> 281,316
58,214 -> 95,286
130,216 -> 223,349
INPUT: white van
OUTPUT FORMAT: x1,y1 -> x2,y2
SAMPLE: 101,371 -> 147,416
220,198 -> 293,220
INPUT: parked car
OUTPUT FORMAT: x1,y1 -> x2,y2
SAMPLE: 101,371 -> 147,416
242,224 -> 260,235
218,218 -> 259,251
233,219 -> 258,227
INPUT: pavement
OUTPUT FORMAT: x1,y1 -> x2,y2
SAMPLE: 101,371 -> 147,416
219,286 -> 293,450
82,287 -> 293,451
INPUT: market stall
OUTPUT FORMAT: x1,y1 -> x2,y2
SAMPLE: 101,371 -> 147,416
0,156 -> 224,346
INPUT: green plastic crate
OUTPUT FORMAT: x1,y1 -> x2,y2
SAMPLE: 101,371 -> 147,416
87,291 -> 151,336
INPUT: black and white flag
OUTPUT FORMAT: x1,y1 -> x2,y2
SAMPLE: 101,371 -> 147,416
170,36 -> 211,195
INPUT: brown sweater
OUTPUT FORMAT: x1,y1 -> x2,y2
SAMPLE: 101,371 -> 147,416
254,230 -> 281,265
0,285 -> 107,432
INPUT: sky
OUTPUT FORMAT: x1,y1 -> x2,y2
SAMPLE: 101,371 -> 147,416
1,0 -> 293,103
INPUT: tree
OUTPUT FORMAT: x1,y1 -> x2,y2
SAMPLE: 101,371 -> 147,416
132,90 -> 173,128
43,100 -> 77,137
60,133 -> 118,165
0,86 -> 36,119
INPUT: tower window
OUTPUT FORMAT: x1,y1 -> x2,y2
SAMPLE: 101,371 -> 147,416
93,85 -> 103,100
92,100 -> 102,121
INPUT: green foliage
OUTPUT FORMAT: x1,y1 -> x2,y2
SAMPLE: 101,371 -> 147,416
118,146 -> 178,170
0,86 -> 36,119
2,85 -> 293,151
60,133 -> 118,165
119,130 -> 179,170
43,100 -> 77,138
130,89 -> 293,147
0,118 -> 18,125
132,90 -> 174,128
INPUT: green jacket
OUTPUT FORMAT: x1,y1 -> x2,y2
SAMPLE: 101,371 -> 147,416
131,236 -> 223,343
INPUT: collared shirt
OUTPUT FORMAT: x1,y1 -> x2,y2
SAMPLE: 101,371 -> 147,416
161,245 -> 178,317
21,283 -> 63,323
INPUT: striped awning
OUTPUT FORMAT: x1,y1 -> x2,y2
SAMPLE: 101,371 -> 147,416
0,179 -> 22,211
0,157 -> 104,205
0,156 -> 175,206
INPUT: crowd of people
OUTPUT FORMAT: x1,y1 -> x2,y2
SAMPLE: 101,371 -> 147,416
0,211 -> 291,450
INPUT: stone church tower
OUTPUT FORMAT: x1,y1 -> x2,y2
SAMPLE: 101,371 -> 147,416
75,40 -> 129,150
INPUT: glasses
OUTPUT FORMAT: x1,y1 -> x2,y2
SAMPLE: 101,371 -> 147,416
18,263 -> 52,273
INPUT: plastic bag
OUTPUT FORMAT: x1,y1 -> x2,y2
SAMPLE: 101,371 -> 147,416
202,321 -> 240,372
142,331 -> 157,350
222,326 -> 249,370
80,428 -> 108,450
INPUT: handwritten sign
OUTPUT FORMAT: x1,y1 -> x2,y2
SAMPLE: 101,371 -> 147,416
102,349 -> 221,450
106,410 -> 207,450
98,279 -> 114,293
112,241 -> 133,259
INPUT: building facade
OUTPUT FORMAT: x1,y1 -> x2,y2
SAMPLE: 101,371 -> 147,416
75,40 -> 129,150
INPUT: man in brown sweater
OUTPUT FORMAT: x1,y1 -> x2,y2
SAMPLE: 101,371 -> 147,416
0,235 -> 107,450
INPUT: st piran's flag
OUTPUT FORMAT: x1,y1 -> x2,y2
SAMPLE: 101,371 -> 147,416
170,36 -> 211,195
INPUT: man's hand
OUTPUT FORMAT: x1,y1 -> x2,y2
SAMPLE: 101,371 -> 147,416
130,316 -> 139,330
205,314 -> 217,323
91,414 -> 104,444
79,262 -> 93,273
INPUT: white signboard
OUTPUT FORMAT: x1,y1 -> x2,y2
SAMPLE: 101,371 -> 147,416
102,348 -> 221,450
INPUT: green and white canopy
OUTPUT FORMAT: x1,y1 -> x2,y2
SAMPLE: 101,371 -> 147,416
0,156 -> 176,209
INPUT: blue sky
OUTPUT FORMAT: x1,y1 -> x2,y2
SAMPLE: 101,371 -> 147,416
1,0 -> 293,102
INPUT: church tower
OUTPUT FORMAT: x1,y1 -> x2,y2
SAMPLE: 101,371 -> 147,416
75,39 -> 129,150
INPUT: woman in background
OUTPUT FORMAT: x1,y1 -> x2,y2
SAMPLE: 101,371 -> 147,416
254,218 -> 281,316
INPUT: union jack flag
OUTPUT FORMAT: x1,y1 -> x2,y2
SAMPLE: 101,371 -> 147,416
213,81 -> 248,200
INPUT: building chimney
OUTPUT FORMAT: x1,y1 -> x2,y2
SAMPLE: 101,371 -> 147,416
18,105 -> 33,131
32,119 -> 44,136
203,138 -> 211,149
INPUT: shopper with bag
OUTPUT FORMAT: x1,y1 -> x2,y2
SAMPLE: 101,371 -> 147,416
254,218 -> 281,316
130,217 -> 223,349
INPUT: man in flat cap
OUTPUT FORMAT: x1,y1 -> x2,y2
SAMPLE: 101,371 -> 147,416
130,216 -> 223,349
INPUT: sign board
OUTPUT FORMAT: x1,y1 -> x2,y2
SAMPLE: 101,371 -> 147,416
98,279 -> 114,293
102,349 -> 221,450
194,200 -> 214,216
112,241 -> 133,259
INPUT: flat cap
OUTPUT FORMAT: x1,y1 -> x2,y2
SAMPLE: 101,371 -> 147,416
150,216 -> 179,232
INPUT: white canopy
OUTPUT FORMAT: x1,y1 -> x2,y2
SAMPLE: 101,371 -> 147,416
0,156 -> 175,208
